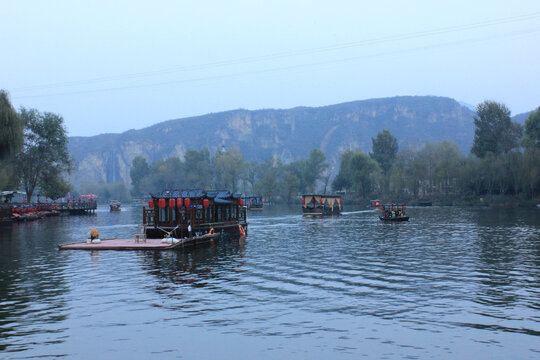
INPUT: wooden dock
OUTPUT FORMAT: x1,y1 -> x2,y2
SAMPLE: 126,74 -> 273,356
59,233 -> 221,251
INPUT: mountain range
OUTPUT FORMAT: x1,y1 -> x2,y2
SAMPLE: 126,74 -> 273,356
67,96 -> 530,189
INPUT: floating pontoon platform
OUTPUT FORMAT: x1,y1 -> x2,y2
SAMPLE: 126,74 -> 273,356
59,233 -> 221,251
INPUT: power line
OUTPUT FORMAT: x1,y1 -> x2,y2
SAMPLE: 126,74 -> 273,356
10,12 -> 540,98
12,26 -> 540,100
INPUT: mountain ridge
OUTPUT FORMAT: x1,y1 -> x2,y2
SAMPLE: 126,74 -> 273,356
68,95 -> 526,189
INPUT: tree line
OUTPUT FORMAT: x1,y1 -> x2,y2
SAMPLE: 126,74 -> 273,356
129,101 -> 540,204
333,101 -> 540,204
0,90 -> 72,202
128,147 -> 330,203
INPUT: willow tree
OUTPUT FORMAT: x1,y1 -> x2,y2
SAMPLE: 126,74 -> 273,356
17,108 -> 73,202
0,90 -> 24,189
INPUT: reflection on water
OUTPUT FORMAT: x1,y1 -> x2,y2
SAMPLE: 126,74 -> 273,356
0,205 -> 539,359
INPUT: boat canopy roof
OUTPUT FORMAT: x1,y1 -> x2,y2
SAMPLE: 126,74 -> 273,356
151,189 -> 241,200
302,194 -> 342,199
380,202 -> 407,208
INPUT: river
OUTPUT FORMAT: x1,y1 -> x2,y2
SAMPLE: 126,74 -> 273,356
0,205 -> 539,359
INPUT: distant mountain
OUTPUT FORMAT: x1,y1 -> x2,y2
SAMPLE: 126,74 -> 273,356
68,96 -> 477,188
512,111 -> 533,124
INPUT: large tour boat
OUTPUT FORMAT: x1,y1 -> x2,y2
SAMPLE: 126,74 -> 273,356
302,194 -> 342,216
142,189 -> 248,239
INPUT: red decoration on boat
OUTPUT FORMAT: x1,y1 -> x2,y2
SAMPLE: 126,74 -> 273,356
301,198 -> 305,204
169,198 -> 175,208
177,198 -> 183,207
320,198 -> 324,205
381,206 -> 385,210
392,206 -> 396,211
184,198 -> 190,207
238,198 -> 243,206
403,205 -> 407,210
203,199 -> 209,208
158,198 -> 166,208
148,200 -> 154,208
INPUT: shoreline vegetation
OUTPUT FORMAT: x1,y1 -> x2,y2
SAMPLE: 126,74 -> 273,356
2,89 -> 540,209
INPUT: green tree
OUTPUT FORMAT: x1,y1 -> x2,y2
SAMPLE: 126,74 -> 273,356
281,162 -> 301,203
183,148 -> 212,188
0,90 -> 24,190
40,170 -> 71,200
17,108 -> 73,202
522,107 -> 540,149
471,101 -> 521,157
214,147 -> 243,192
370,129 -> 398,175
130,156 -> 151,197
301,149 -> 329,193
333,150 -> 381,198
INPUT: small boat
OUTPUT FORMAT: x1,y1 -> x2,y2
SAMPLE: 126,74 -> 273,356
302,194 -> 342,216
242,196 -> 264,211
370,199 -> 382,208
379,203 -> 409,222
109,200 -> 121,211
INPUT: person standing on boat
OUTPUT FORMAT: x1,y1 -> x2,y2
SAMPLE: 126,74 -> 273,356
187,221 -> 192,238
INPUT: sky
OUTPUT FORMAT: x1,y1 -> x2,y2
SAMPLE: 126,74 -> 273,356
2,0 -> 540,137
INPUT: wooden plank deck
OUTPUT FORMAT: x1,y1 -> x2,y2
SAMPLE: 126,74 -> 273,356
59,233 -> 221,251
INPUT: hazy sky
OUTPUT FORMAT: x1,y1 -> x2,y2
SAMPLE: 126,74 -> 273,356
2,1 -> 539,136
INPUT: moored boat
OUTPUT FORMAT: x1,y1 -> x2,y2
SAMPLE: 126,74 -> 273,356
143,189 -> 248,239
302,194 -> 342,216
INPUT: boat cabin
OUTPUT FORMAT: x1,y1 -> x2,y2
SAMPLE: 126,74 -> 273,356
379,203 -> 409,222
142,189 -> 248,238
302,194 -> 342,216
242,196 -> 263,211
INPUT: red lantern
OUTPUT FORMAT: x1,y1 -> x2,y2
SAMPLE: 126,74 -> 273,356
392,206 -> 396,211
169,198 -> 175,207
203,199 -> 210,208
238,198 -> 243,206
403,205 -> 407,210
301,198 -> 305,204
148,200 -> 154,208
320,198 -> 324,205
177,198 -> 183,207
158,198 -> 166,208
184,198 -> 190,207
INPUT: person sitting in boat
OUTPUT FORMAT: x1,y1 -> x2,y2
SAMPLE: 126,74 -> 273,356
391,210 -> 396,217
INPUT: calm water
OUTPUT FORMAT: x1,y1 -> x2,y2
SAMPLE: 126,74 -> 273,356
0,205 -> 539,359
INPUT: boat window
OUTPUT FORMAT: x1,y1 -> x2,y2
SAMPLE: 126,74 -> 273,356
180,208 -> 186,221
195,209 -> 202,221
159,208 -> 167,222
206,207 -> 212,222
232,206 -> 237,219
171,207 -> 176,221
225,206 -> 230,221
217,207 -> 222,221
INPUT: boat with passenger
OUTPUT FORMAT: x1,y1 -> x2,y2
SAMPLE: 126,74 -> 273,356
379,203 -> 409,222
109,200 -> 121,211
302,194 -> 342,216
143,189 -> 248,239
242,196 -> 263,211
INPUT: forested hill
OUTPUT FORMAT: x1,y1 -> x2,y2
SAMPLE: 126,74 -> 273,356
69,96 -> 478,187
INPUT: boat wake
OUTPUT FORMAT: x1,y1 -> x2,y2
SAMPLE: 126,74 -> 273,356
341,210 -> 375,215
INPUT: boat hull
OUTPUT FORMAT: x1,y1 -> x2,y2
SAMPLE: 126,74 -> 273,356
379,216 -> 409,222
